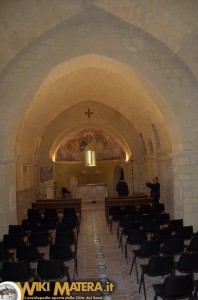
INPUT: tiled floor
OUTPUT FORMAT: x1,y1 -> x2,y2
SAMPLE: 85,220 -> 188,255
76,201 -> 164,300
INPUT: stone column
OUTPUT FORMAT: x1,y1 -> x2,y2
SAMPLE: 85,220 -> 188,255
172,151 -> 198,231
0,158 -> 17,238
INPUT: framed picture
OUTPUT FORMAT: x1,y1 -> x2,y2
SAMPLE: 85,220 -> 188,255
39,165 -> 54,184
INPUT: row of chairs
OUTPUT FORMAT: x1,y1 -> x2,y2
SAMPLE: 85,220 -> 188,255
107,203 -> 166,231
123,222 -> 198,299
109,206 -> 170,235
107,202 -> 198,299
117,213 -> 171,240
138,251 -> 198,300
124,227 -> 195,260
118,217 -> 193,254
26,207 -> 80,231
0,207 -> 80,282
130,237 -> 198,279
0,259 -> 70,283
107,203 -> 166,218
108,203 -> 194,253
126,235 -> 198,300
124,230 -> 198,299
113,210 -> 190,240
0,242 -> 77,280
28,207 -> 77,221
2,223 -> 78,250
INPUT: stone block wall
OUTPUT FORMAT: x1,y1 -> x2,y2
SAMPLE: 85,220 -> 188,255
16,187 -> 37,224
172,151 -> 198,231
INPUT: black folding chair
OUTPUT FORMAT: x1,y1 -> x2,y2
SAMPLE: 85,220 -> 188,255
2,261 -> 36,281
125,229 -> 147,262
153,274 -> 194,300
174,252 -> 198,275
36,259 -> 70,283
49,244 -> 78,278
130,240 -> 160,283
174,226 -> 194,241
185,235 -> 198,253
139,255 -> 174,300
16,245 -> 45,262
161,238 -> 184,257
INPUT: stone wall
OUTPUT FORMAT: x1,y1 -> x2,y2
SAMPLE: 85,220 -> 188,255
172,151 -> 198,230
16,187 -> 37,224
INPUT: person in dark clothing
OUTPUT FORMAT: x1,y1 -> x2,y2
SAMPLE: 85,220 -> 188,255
116,177 -> 129,196
146,176 -> 160,203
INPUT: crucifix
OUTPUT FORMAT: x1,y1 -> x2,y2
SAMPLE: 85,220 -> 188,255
85,108 -> 93,118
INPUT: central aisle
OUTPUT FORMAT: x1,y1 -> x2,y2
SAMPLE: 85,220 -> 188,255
76,203 -> 162,300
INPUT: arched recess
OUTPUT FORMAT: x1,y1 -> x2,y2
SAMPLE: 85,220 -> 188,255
49,124 -> 132,163
0,3 -> 197,234
47,125 -> 132,201
16,57 -> 174,164
12,54 -> 195,228
3,54 -> 196,162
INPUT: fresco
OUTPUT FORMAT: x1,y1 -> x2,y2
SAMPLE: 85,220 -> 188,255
39,165 -> 54,183
55,129 -> 125,162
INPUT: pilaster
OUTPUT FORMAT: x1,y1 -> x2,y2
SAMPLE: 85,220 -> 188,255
171,150 -> 198,230
0,157 -> 17,238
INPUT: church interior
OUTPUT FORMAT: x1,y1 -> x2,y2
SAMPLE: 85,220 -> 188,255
0,1 -> 198,299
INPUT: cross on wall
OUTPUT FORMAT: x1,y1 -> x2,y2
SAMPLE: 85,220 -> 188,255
85,108 -> 93,118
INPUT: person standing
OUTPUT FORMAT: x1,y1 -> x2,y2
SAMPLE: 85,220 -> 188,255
116,177 -> 129,196
146,176 -> 160,204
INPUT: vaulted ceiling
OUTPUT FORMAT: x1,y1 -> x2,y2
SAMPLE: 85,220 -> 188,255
0,0 -> 197,162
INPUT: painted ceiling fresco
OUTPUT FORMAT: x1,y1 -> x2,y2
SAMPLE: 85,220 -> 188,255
55,128 -> 125,162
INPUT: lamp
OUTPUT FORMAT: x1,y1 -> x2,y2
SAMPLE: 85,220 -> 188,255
84,143 -> 96,167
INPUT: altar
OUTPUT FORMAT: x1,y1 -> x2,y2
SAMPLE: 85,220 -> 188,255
78,183 -> 107,202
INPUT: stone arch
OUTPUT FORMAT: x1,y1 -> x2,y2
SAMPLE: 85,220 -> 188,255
1,26 -> 197,158
0,4 -> 198,233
